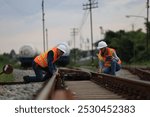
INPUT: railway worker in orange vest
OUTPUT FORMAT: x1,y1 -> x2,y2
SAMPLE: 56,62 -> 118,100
23,42 -> 70,82
97,41 -> 121,75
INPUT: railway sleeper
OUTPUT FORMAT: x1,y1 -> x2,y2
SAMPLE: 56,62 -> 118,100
36,68 -> 150,100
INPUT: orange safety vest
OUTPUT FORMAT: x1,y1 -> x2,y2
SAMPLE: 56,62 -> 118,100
34,47 -> 59,67
99,48 -> 121,67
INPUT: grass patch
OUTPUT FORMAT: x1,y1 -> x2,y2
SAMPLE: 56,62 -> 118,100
0,74 -> 14,82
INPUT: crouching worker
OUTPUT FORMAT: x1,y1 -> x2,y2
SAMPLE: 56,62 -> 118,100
97,41 -> 121,75
23,43 -> 70,82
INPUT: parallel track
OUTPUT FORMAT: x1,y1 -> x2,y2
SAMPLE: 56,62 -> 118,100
123,66 -> 150,81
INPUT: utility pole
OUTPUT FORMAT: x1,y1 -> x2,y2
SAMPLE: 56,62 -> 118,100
71,28 -> 78,63
46,28 -> 48,50
146,0 -> 149,52
131,24 -> 135,31
99,26 -> 104,40
42,0 -> 46,52
83,0 -> 98,64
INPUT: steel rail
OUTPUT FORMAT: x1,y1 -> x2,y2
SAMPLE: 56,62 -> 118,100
59,67 -> 91,80
35,69 -> 59,100
2,67 -> 150,100
123,66 -> 150,81
135,68 -> 150,81
60,67 -> 150,99
91,72 -> 150,99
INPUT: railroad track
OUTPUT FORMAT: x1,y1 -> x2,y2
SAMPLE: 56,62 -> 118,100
123,66 -> 150,81
35,67 -> 150,100
0,67 -> 150,100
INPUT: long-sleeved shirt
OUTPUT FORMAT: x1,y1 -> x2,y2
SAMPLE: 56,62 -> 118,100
47,50 -> 57,75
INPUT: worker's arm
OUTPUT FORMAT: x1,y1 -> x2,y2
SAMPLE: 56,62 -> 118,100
47,51 -> 56,75
96,53 -> 104,73
112,51 -> 120,62
98,60 -> 104,73
96,53 -> 104,61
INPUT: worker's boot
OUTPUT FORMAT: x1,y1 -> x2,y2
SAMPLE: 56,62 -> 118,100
23,76 -> 30,83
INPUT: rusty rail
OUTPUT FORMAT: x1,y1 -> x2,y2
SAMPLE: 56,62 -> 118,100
123,66 -> 150,81
59,67 -> 150,99
35,69 -> 59,100
35,67 -> 150,99
91,72 -> 150,99
35,69 -> 74,100
59,67 -> 91,80
134,68 -> 150,81
35,68 -> 91,100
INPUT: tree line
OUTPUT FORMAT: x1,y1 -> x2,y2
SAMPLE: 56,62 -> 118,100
104,29 -> 150,64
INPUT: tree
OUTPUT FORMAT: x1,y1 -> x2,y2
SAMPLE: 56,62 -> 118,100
103,29 -> 147,63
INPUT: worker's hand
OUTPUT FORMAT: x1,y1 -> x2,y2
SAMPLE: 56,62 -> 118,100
96,54 -> 103,61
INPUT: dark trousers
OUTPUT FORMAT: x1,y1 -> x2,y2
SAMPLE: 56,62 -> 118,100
103,59 -> 121,75
25,61 -> 52,82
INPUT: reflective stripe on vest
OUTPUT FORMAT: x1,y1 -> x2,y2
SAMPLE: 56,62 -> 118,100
34,47 -> 59,67
99,48 -> 121,67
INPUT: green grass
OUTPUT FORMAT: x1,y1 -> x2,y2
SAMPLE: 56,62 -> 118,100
0,74 -> 14,82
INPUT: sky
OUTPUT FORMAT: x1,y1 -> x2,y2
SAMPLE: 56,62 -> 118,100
0,0 -> 147,54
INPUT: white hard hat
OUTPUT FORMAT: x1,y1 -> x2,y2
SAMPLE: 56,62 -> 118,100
57,42 -> 70,55
97,41 -> 107,49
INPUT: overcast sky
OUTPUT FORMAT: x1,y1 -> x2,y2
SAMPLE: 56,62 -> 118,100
0,0 -> 146,54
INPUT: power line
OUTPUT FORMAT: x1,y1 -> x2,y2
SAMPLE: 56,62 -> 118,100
79,0 -> 99,32
132,3 -> 146,24
78,0 -> 97,33
83,0 -> 98,64
78,10 -> 90,33
71,28 -> 78,63
78,9 -> 90,51
125,0 -> 149,52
